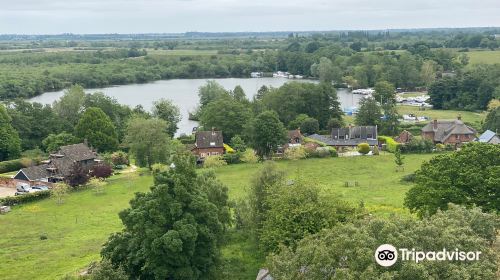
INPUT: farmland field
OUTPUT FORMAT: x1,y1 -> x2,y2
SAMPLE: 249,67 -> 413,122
0,154 -> 435,279
467,50 -> 500,65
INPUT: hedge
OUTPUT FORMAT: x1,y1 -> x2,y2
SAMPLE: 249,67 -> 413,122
0,159 -> 24,174
378,136 -> 400,153
0,190 -> 51,206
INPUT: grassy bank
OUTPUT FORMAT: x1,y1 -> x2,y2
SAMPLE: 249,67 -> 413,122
0,154 -> 436,279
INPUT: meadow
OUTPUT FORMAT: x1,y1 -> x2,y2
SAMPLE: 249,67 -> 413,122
0,153 -> 435,279
467,50 -> 500,65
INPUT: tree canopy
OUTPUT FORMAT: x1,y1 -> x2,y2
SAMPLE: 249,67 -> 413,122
405,143 -> 500,216
0,104 -> 21,161
75,107 -> 118,152
101,153 -> 230,280
355,97 -> 382,126
152,98 -> 181,137
248,111 -> 287,158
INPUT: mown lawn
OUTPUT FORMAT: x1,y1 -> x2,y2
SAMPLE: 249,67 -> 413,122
0,172 -> 153,280
396,105 -> 485,128
467,50 -> 500,65
0,154 -> 436,279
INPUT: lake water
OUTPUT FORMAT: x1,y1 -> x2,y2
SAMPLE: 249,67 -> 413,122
30,78 -> 361,136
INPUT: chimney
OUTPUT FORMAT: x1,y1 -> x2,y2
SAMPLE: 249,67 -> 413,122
433,119 -> 438,130
83,138 -> 88,146
211,127 -> 215,136
457,114 -> 462,121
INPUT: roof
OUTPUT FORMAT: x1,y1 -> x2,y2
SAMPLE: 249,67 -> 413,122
477,130 -> 497,143
15,143 -> 97,181
288,129 -> 303,139
309,133 -> 378,146
195,131 -> 224,148
422,119 -> 476,142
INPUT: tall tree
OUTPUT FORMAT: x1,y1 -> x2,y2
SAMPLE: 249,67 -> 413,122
42,132 -> 79,153
248,111 -> 287,158
124,117 -> 172,169
75,107 -> 118,152
373,80 -> 396,105
101,153 -> 230,280
355,97 -> 382,126
198,81 -> 230,108
200,98 -> 252,140
405,143 -> 500,216
0,104 -> 21,161
152,98 -> 181,137
230,85 -> 248,103
53,85 -> 86,125
268,205 -> 499,280
483,106 -> 500,132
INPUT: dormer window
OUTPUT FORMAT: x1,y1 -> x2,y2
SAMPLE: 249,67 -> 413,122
210,142 -> 216,146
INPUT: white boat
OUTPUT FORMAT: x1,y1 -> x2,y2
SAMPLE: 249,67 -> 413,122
273,71 -> 289,78
352,88 -> 375,95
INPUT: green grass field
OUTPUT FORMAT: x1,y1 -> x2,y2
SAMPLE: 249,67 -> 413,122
0,154 -> 436,279
467,50 -> 500,65
396,105 -> 485,128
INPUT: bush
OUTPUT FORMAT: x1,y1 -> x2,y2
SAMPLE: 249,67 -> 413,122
0,190 -> 51,206
222,152 -> 242,164
91,163 -> 113,179
435,143 -> 445,151
307,147 -> 337,158
0,159 -> 25,173
203,155 -> 227,168
373,145 -> 380,155
400,138 -> 434,154
400,173 -> 416,183
378,136 -> 400,153
357,143 -> 370,155
241,149 -> 258,163
284,146 -> 307,160
177,134 -> 195,144
111,151 -> 129,166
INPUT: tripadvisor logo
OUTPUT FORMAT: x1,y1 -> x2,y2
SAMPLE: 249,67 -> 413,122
375,244 -> 482,267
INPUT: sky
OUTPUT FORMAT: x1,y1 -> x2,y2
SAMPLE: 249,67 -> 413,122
1,0 -> 499,34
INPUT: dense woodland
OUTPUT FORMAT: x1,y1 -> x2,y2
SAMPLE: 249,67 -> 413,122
1,28 -> 499,112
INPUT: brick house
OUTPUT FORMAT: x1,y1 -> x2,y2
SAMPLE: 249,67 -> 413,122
13,143 -> 100,183
191,130 -> 224,159
421,117 -> 476,145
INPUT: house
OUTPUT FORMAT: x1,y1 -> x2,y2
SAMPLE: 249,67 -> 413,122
286,129 -> 303,148
308,126 -> 378,150
476,130 -> 500,144
421,116 -> 476,145
395,130 -> 413,144
13,143 -> 99,183
191,130 -> 224,159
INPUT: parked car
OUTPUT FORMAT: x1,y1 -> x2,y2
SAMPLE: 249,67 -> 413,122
32,185 -> 49,191
16,183 -> 32,193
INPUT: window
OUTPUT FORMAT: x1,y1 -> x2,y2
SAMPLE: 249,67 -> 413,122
455,135 -> 459,140
367,133 -> 373,139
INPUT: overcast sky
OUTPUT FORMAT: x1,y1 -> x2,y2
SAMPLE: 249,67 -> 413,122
1,0 -> 499,34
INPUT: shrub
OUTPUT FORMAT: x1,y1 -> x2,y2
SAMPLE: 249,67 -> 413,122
88,178 -> 106,195
378,136 -> 400,153
91,163 -> 113,179
51,183 -> 70,204
0,159 -> 25,173
373,145 -> 380,155
177,134 -> 195,144
357,143 -> 370,155
284,146 -> 307,160
435,143 -> 446,151
222,152 -> 242,164
307,147 -> 337,158
203,155 -> 227,168
400,138 -> 434,154
0,190 -> 51,206
66,163 -> 90,187
241,149 -> 258,163
400,173 -> 416,183
111,151 -> 129,166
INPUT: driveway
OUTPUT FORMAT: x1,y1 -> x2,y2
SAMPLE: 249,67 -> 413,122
0,187 -> 16,198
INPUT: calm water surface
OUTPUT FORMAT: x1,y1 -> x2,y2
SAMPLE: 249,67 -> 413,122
30,78 -> 360,136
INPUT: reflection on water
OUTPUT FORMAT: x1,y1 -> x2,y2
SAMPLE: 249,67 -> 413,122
30,78 -> 361,136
